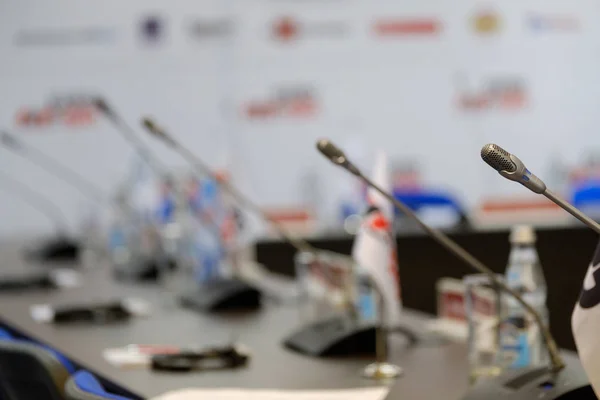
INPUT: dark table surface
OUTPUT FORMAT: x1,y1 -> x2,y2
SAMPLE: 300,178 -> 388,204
0,241 -> 472,399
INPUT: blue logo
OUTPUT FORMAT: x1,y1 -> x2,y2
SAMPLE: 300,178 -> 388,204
140,15 -> 166,44
527,14 -> 579,32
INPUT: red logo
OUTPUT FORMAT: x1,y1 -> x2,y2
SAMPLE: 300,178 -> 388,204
456,77 -> 528,111
244,87 -> 318,120
364,208 -> 401,298
16,95 -> 99,129
272,16 -> 347,42
273,16 -> 300,41
374,19 -> 441,36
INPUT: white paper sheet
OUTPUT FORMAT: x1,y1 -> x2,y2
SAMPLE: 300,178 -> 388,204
152,387 -> 389,400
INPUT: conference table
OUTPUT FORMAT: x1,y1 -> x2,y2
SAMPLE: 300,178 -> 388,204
0,240 -> 472,399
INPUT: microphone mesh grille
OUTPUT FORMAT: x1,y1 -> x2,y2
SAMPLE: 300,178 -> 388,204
481,144 -> 517,172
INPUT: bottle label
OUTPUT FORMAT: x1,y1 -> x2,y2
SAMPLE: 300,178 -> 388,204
109,229 -> 126,249
501,316 -> 531,368
356,277 -> 377,322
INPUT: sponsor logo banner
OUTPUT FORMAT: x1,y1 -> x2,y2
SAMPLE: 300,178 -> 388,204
187,18 -> 234,40
243,86 -> 318,120
272,16 -> 348,42
527,14 -> 579,32
472,10 -> 501,35
16,95 -> 100,129
456,77 -> 528,112
373,18 -> 441,36
14,27 -> 116,47
139,15 -> 167,45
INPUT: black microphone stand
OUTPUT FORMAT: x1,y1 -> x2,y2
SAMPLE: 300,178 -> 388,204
142,118 -> 422,357
1,131 -> 106,263
0,171 -> 79,263
93,99 -> 181,283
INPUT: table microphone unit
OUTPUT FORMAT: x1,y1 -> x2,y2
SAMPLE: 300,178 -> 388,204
0,171 -> 79,263
139,117 -> 264,312
140,118 -> 379,356
92,99 -> 177,282
316,139 -> 594,400
1,131 -> 107,263
481,143 -> 600,234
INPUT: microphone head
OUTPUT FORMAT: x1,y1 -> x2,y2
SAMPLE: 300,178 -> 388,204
93,98 -> 107,111
315,139 -> 361,176
142,117 -> 159,134
480,143 -> 547,194
141,117 -> 165,137
92,98 -> 114,117
481,143 -> 517,173
141,117 -> 174,146
316,139 -> 346,164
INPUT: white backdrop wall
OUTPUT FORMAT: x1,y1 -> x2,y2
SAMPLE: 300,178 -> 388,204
1,0 -> 599,237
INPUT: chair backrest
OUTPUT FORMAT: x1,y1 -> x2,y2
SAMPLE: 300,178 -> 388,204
0,340 -> 70,400
0,328 -> 12,340
573,184 -> 600,208
65,371 -> 132,400
393,191 -> 464,214
0,326 -> 76,374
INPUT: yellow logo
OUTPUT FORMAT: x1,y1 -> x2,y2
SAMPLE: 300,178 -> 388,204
473,11 -> 500,34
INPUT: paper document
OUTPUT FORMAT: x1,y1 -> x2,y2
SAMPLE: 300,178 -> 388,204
152,387 -> 389,400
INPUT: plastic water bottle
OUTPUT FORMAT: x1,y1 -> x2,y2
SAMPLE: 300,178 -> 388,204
191,218 -> 223,283
187,178 -> 224,283
108,194 -> 134,268
500,225 -> 549,369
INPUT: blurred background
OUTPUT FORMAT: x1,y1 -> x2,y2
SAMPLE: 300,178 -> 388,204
2,0 -> 600,240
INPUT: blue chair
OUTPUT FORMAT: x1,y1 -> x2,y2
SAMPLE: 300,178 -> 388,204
573,183 -> 600,210
393,190 -> 471,228
0,328 -> 12,340
0,327 -> 76,374
65,370 -> 133,400
0,328 -> 70,400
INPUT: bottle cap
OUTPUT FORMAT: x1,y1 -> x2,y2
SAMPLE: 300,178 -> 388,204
509,225 -> 536,244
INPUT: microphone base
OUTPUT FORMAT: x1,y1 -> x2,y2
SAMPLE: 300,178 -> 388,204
113,256 -> 178,282
0,272 -> 55,292
283,314 -> 377,357
178,278 -> 262,312
24,237 -> 80,263
363,362 -> 404,380
460,364 -> 595,400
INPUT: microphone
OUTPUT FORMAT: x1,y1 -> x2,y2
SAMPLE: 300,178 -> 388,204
481,143 -> 600,234
141,117 -> 390,356
481,143 -> 546,194
316,139 -> 565,373
92,98 -> 181,281
93,98 -> 166,177
0,170 -> 68,234
316,139 -> 361,177
1,131 -> 105,204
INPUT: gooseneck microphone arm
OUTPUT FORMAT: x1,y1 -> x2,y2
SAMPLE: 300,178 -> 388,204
94,102 -> 230,259
0,171 -> 68,234
93,99 -> 167,177
481,143 -> 600,235
544,189 -> 600,234
1,132 -> 105,205
317,139 -> 565,373
143,120 -> 395,365
140,118 -> 314,255
142,119 -> 388,327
